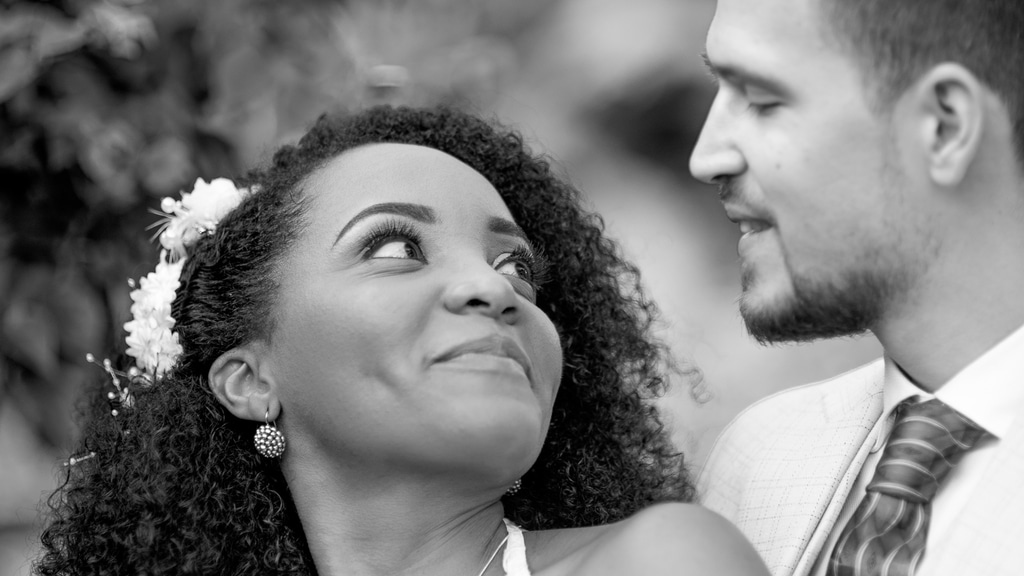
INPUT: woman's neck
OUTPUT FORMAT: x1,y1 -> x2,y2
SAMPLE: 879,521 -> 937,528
283,460 -> 510,576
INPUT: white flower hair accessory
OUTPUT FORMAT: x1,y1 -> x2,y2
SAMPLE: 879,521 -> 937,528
123,177 -> 250,379
70,177 -> 250,460
157,177 -> 248,259
122,251 -> 185,378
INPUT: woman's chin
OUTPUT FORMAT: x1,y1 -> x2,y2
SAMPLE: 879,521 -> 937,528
415,422 -> 545,484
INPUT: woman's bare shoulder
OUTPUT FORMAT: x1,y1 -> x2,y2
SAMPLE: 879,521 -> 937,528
530,503 -> 769,576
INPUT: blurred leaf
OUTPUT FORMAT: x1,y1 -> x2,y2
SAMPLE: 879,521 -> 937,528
0,4 -> 77,48
5,362 -> 89,448
0,11 -> 26,44
137,136 -> 195,197
0,257 -> 12,311
46,128 -> 79,170
0,5 -> 89,102
0,47 -> 40,102
2,303 -> 59,378
77,119 -> 143,207
82,1 -> 157,59
52,268 -> 108,360
203,46 -> 280,141
41,59 -> 114,120
0,128 -> 40,170
33,14 -> 88,59
2,295 -> 60,382
0,261 -> 107,448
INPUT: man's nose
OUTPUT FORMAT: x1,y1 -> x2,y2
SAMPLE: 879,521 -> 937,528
689,93 -> 746,185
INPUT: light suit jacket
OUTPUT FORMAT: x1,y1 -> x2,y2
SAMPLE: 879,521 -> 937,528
697,359 -> 1024,576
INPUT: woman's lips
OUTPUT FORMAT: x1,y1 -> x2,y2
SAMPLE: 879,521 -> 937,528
432,334 -> 532,381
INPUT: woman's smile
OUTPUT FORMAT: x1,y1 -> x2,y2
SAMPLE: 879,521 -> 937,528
430,334 -> 533,383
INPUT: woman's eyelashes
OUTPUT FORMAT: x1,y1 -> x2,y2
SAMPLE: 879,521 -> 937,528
360,220 -> 426,262
356,218 -> 550,301
492,246 -> 550,302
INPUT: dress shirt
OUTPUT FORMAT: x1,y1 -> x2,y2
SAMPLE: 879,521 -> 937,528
811,322 -> 1024,576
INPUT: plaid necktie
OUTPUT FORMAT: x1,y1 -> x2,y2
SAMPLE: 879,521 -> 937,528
827,398 -> 988,576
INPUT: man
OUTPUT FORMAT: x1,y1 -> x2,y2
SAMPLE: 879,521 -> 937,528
689,0 -> 1024,575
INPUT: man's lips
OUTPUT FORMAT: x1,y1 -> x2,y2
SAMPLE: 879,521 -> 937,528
432,335 -> 532,380
738,220 -> 770,235
724,205 -> 772,236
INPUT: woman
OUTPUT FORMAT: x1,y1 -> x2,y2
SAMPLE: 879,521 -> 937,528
37,106 -> 766,575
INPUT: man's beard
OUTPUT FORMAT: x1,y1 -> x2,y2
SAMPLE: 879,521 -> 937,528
740,265 -> 893,344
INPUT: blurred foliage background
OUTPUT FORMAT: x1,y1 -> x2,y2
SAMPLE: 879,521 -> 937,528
0,0 -> 880,573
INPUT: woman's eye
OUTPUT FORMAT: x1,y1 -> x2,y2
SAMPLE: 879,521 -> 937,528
493,252 -> 540,303
368,238 -> 422,260
493,254 -> 533,281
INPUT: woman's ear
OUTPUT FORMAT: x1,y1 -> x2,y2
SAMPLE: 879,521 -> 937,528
208,343 -> 279,423
912,63 -> 985,187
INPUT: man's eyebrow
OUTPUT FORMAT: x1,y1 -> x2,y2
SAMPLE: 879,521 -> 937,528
334,202 -> 436,245
700,49 -> 791,97
488,216 -> 528,242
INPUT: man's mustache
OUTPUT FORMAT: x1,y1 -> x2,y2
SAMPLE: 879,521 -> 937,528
715,177 -> 741,202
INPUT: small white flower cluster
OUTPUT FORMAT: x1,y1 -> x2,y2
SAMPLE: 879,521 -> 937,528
158,177 -> 248,259
123,251 -> 185,377
123,177 -> 249,378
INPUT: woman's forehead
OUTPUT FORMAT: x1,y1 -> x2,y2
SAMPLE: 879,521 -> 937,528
303,143 -> 510,218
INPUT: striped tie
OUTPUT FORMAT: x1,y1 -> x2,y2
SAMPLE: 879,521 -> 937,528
827,398 -> 988,576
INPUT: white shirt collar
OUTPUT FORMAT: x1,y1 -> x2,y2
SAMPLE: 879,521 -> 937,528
882,321 -> 1024,439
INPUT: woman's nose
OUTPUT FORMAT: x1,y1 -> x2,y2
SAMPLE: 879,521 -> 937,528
442,262 -> 520,323
689,93 -> 747,184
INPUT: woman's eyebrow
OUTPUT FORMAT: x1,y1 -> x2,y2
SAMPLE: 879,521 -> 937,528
488,216 -> 528,241
334,202 -> 436,245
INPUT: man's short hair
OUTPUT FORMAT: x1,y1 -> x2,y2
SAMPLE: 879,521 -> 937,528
821,0 -> 1024,164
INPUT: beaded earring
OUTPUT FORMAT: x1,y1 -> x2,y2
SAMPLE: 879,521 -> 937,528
505,478 -> 522,496
254,409 -> 286,458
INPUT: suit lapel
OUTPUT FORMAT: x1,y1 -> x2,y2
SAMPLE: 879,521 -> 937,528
926,413 -> 1024,576
738,368 -> 885,576
790,408 -> 884,576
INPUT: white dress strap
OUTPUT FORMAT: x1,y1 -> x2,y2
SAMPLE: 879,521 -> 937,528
501,518 -> 532,576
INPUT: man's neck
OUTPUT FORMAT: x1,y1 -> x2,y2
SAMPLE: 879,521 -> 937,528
875,277 -> 1024,392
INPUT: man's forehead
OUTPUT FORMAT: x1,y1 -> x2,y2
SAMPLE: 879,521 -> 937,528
705,0 -> 834,71
707,0 -> 823,49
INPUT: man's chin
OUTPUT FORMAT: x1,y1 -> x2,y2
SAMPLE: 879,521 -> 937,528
739,284 -> 875,345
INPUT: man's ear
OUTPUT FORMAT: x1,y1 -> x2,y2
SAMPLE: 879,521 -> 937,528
208,343 -> 279,423
912,63 -> 985,187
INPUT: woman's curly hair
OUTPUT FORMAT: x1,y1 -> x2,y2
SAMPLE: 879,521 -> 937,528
37,105 -> 697,575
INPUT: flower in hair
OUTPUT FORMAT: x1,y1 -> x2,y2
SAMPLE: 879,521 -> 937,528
157,177 -> 248,259
123,250 -> 184,376
122,177 -> 249,378
128,250 -> 183,318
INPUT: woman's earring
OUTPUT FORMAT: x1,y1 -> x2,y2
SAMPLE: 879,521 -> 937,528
505,479 -> 522,496
254,409 -> 286,458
